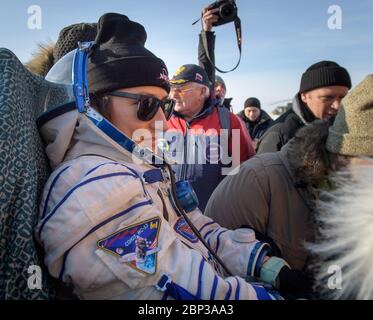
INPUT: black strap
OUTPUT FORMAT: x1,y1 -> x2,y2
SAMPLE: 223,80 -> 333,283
201,17 -> 242,74
157,189 -> 169,222
217,105 -> 231,132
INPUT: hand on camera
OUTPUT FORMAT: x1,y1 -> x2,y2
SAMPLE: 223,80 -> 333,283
202,7 -> 219,31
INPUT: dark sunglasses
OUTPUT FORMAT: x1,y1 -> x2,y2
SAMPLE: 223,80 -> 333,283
108,91 -> 175,121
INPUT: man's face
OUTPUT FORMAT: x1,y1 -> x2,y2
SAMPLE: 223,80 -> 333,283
169,83 -> 207,121
214,82 -> 226,101
244,106 -> 261,122
300,86 -> 349,119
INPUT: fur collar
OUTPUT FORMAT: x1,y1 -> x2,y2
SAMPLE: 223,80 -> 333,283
25,42 -> 54,77
308,162 -> 373,299
283,120 -> 331,187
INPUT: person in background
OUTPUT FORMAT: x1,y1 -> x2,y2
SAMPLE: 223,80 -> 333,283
205,75 -> 373,296
214,75 -> 233,110
256,61 -> 351,154
167,64 -> 255,212
237,97 -> 273,148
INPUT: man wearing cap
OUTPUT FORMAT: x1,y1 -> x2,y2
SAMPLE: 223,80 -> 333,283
237,97 -> 273,146
167,64 -> 255,212
256,61 -> 351,154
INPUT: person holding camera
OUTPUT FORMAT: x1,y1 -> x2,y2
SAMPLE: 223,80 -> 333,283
198,5 -> 232,110
165,4 -> 255,212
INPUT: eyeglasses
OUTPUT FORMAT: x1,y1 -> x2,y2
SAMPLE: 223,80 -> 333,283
170,86 -> 195,95
108,91 -> 175,121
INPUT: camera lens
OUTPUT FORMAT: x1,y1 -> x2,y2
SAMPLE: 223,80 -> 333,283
220,4 -> 234,18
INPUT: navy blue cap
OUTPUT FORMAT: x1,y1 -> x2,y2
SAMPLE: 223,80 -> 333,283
170,64 -> 211,87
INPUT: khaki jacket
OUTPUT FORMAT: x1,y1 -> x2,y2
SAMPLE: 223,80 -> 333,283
205,145 -> 316,270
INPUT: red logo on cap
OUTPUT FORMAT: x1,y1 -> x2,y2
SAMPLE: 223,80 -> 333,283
195,73 -> 203,82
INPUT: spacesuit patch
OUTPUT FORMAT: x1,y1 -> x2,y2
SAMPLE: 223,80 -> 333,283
97,217 -> 161,275
174,217 -> 198,243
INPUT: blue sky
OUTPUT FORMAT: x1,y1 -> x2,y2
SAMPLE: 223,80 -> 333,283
1,0 -> 372,113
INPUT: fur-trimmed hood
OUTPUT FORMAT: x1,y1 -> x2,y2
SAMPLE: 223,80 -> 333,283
308,162 -> 373,299
282,120 -> 331,187
24,42 -> 54,77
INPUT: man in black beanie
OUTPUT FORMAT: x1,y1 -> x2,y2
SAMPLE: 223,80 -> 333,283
237,97 -> 273,147
256,61 -> 351,154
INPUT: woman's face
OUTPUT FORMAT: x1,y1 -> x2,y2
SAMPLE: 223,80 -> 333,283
102,86 -> 169,152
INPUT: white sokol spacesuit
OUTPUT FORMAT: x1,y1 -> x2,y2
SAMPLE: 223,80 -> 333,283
35,108 -> 285,300
34,12 -> 286,300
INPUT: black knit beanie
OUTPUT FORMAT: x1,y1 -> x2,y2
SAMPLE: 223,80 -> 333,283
244,97 -> 261,110
54,22 -> 97,64
299,61 -> 351,93
88,13 -> 170,94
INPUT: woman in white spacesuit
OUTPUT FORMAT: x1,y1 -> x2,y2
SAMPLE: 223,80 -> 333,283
35,12 -> 289,300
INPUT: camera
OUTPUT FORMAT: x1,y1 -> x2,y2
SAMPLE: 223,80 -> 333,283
207,0 -> 238,26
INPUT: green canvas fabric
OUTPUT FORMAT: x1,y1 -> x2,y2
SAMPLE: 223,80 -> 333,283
0,48 -> 70,299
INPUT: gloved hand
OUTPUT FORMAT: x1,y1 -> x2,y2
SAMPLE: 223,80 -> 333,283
260,257 -> 314,297
277,267 -> 315,297
259,256 -> 289,290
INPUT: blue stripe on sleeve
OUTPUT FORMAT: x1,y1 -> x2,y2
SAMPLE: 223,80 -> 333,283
252,284 -> 272,300
41,166 -> 71,219
165,282 -> 201,300
247,242 -> 263,278
206,228 -> 220,247
84,161 -> 140,178
215,229 -> 228,252
203,229 -> 215,241
83,162 -> 151,196
224,281 -> 232,300
85,162 -> 119,176
196,259 -> 205,299
235,277 -> 240,300
198,221 -> 216,233
210,275 -> 219,300
38,171 -> 138,238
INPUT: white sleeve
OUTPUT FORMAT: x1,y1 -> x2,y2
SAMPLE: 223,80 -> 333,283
188,209 -> 272,279
37,163 -> 278,300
